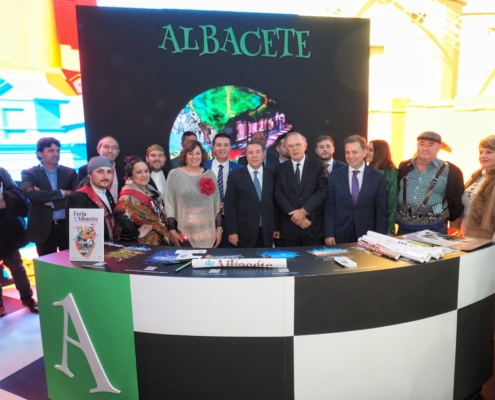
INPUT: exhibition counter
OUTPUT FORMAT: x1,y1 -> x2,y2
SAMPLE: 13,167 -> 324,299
35,242 -> 495,400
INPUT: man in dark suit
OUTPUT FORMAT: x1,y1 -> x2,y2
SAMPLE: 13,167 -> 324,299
238,131 -> 279,171
0,167 -> 38,316
21,137 -> 78,256
204,133 -> 243,247
66,156 -> 121,241
77,136 -> 125,202
146,144 -> 172,203
171,131 -> 197,169
315,135 -> 346,175
324,135 -> 387,244
225,140 -> 279,247
274,132 -> 328,247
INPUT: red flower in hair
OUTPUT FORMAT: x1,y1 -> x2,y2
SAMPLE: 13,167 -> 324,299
199,177 -> 215,196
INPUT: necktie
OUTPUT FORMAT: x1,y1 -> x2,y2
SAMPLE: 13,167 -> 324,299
352,170 -> 360,205
218,164 -> 224,201
295,163 -> 301,192
327,163 -> 332,174
253,171 -> 262,225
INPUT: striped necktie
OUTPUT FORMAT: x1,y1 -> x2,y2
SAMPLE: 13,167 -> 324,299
218,164 -> 224,201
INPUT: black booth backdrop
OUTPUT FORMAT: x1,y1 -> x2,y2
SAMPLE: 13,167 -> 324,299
77,6 -> 369,163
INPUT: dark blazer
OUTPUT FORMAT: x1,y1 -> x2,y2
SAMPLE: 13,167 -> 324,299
274,156 -> 328,239
331,159 -> 347,172
238,150 -> 279,172
21,164 -> 77,244
66,184 -> 116,240
225,167 -> 277,248
0,167 -> 29,256
325,165 -> 388,243
77,163 -> 125,195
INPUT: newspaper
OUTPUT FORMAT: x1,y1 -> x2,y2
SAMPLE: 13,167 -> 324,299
402,230 -> 492,252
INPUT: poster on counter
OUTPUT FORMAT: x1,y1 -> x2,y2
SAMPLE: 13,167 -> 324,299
69,208 -> 104,262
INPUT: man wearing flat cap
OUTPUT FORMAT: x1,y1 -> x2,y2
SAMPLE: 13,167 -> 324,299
145,144 -> 172,202
66,156 -> 120,240
396,131 -> 464,235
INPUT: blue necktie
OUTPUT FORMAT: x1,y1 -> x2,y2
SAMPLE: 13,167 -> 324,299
254,171 -> 262,225
218,164 -> 224,201
352,170 -> 360,205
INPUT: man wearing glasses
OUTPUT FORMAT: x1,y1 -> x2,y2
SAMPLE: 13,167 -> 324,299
77,136 -> 125,202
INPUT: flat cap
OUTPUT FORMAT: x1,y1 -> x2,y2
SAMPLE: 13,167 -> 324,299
417,131 -> 442,144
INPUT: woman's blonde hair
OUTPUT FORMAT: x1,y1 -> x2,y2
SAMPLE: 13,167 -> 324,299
480,135 -> 495,151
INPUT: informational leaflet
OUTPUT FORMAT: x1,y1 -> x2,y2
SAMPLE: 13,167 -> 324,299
69,208 -> 104,262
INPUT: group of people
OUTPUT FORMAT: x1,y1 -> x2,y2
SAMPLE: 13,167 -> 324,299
1,129 -> 495,316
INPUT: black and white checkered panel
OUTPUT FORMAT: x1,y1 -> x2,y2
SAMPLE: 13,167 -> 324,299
128,246 -> 495,400
130,275 -> 296,400
454,249 -> 495,400
293,257 -> 460,399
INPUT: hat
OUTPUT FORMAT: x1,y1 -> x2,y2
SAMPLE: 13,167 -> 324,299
417,131 -> 442,144
146,144 -> 165,155
87,156 -> 113,174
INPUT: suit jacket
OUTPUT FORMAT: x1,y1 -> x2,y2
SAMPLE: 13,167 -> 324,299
331,159 -> 347,172
238,150 -> 279,172
77,163 -> 125,196
66,184 -> 116,240
224,167 -> 277,247
21,164 -> 77,243
274,156 -> 328,239
325,165 -> 388,243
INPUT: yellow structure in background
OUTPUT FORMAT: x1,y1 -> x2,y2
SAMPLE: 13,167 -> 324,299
316,0 -> 495,177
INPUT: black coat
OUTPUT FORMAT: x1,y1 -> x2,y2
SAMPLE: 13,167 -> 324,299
0,167 -> 30,256
397,159 -> 464,221
224,167 -> 278,248
274,156 -> 328,240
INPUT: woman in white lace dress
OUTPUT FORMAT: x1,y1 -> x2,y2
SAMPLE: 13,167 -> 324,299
460,135 -> 495,240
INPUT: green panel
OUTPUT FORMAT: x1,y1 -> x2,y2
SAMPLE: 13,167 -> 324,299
35,261 -> 139,400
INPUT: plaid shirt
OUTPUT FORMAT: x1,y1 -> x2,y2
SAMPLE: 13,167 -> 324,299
398,158 -> 450,218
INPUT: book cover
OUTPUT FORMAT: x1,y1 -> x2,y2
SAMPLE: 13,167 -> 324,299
69,208 -> 104,262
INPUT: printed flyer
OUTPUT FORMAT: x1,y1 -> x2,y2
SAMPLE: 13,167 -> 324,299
69,208 -> 104,262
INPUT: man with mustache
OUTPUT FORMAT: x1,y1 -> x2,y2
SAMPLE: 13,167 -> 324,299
66,156 -> 120,241
77,136 -> 125,202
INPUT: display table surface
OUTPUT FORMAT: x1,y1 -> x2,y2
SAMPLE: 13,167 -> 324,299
35,242 -> 495,400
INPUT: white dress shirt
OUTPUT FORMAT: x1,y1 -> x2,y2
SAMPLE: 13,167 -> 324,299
247,164 -> 263,191
326,159 -> 334,173
90,183 -> 112,211
348,163 -> 366,194
109,164 -> 119,202
211,159 -> 230,194
151,170 -> 166,202
291,155 -> 306,176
